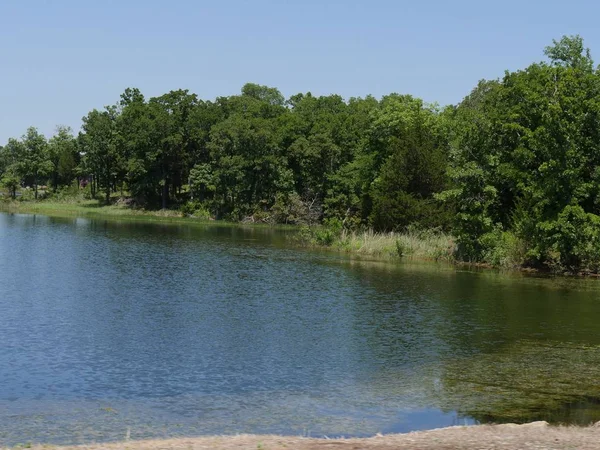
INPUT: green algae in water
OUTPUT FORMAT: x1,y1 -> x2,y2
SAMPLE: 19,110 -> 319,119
436,340 -> 600,424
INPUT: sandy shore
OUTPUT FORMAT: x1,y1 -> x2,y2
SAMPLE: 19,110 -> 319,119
9,422 -> 600,450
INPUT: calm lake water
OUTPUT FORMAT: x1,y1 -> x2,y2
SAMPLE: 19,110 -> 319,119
2,212 -> 600,445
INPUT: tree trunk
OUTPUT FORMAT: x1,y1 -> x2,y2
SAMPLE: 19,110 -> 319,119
34,174 -> 38,200
105,166 -> 111,204
162,178 -> 169,209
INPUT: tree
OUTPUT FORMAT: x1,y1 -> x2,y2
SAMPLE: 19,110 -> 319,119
80,107 -> 119,204
442,36 -> 600,270
241,83 -> 285,106
19,127 -> 50,200
47,126 -> 78,189
366,95 -> 449,231
0,139 -> 24,199
127,90 -> 198,208
208,114 -> 283,219
544,35 -> 593,71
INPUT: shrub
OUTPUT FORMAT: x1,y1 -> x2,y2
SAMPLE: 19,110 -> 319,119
180,201 -> 212,220
480,229 -> 526,268
51,183 -> 83,202
533,205 -> 600,273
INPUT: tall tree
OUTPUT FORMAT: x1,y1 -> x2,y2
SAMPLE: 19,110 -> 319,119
80,107 -> 119,204
19,127 -> 50,200
442,35 -> 600,270
0,139 -> 24,199
47,126 -> 78,189
366,95 -> 449,230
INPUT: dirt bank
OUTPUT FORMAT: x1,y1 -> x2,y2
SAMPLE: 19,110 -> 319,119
12,422 -> 600,450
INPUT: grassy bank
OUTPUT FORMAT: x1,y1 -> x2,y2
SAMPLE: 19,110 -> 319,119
0,199 -> 205,225
1,199 -> 456,265
297,226 -> 456,263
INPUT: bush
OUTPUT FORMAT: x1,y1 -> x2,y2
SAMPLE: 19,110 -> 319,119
51,183 -> 83,202
82,183 -> 95,200
18,188 -> 35,201
480,229 -> 526,268
271,192 -> 321,225
296,218 -> 344,247
395,239 -> 406,257
313,219 -> 343,246
180,201 -> 212,220
533,206 -> 600,273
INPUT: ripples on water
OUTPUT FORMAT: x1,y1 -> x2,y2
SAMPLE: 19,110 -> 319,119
2,212 -> 600,445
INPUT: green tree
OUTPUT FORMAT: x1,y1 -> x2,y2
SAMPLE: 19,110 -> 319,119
19,127 -> 50,200
442,35 -> 600,270
47,126 -> 78,189
80,107 -> 119,204
366,95 -> 449,231
0,139 -> 24,199
208,114 -> 283,219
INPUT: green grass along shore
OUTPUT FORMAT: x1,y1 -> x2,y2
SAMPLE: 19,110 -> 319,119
0,199 -> 456,264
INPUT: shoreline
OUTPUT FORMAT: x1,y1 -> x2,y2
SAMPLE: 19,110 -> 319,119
0,200 -> 584,277
6,423 -> 600,450
0,201 -> 301,231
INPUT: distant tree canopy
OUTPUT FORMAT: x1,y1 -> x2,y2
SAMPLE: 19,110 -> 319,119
5,37 -> 600,272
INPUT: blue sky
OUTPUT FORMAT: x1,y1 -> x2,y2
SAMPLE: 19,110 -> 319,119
1,0 -> 599,142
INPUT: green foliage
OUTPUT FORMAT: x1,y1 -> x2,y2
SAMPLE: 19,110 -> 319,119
180,200 -> 212,219
81,182 -> 95,200
365,95 -> 449,230
1,166 -> 20,199
440,35 -> 600,271
241,82 -> 285,106
534,206 -> 600,273
312,218 -> 343,246
479,229 -> 526,268
80,107 -> 119,204
545,35 -> 593,70
51,182 -> 85,202
189,163 -> 216,201
6,35 -> 600,272
395,239 -> 406,258
16,127 -> 52,200
297,218 -> 344,247
271,192 -> 320,225
48,125 -> 78,189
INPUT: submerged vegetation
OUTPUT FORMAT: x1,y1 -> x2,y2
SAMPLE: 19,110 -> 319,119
4,36 -> 600,273
439,341 -> 600,424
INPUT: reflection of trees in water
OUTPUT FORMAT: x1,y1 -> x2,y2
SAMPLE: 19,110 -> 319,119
436,341 -> 600,425
343,261 -> 600,357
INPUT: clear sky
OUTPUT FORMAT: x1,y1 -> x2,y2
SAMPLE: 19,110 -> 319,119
1,0 -> 599,142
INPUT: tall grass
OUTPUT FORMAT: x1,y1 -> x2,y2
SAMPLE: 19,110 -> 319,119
331,228 -> 456,262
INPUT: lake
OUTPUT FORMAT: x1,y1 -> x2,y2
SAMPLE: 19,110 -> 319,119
2,212 -> 600,445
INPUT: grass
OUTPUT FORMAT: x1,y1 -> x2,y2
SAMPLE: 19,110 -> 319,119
0,199 -> 188,222
1,196 -> 456,265
307,228 -> 456,263
0,197 -> 302,232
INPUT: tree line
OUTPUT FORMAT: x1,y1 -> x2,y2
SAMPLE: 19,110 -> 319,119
3,36 -> 600,273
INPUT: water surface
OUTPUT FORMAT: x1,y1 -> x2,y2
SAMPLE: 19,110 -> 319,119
2,212 -> 600,445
